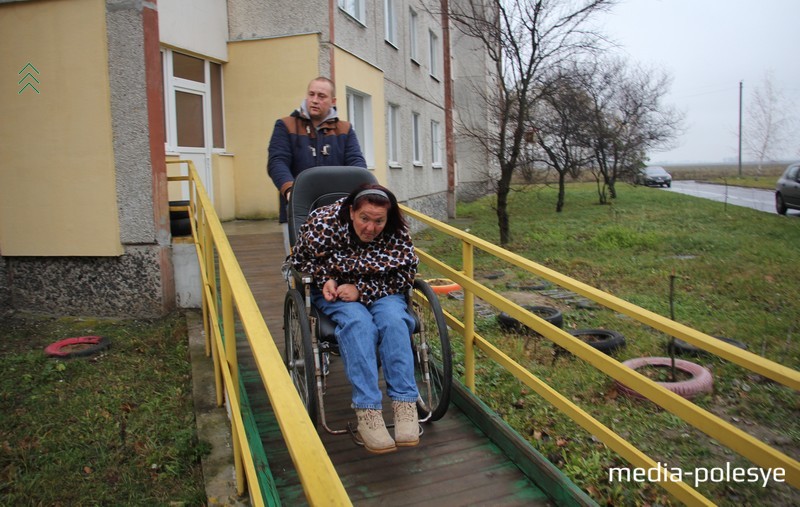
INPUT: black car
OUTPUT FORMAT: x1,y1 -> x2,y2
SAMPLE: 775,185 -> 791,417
635,166 -> 672,188
775,162 -> 800,215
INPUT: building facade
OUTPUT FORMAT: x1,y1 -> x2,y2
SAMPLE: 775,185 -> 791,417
0,0 -> 492,317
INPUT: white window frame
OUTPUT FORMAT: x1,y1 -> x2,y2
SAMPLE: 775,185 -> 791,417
429,30 -> 440,79
409,8 -> 419,63
339,0 -> 366,24
412,112 -> 422,166
388,104 -> 400,167
431,120 -> 442,168
162,48 -> 225,153
346,88 -> 374,168
385,0 -> 397,46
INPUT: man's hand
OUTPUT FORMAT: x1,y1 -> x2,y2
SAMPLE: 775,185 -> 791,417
322,279 -> 339,302
336,284 -> 360,302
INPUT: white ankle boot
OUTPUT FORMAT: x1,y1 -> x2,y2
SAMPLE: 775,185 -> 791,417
355,409 -> 396,454
392,401 -> 420,447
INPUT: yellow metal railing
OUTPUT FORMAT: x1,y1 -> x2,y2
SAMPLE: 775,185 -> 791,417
168,161 -> 351,507
401,205 -> 800,506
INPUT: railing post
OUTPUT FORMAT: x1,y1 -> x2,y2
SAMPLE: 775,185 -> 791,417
462,241 -> 475,392
220,265 -> 245,495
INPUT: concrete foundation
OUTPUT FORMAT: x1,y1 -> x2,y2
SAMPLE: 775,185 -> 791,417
6,244 -> 173,318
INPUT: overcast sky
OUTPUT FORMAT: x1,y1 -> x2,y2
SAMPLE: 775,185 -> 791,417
596,0 -> 800,164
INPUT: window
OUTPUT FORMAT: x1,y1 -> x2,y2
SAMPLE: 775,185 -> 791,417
388,104 -> 400,166
163,50 -> 225,151
409,9 -> 418,62
429,30 -> 440,79
431,120 -> 442,168
339,0 -> 365,24
347,89 -> 373,167
175,91 -> 204,148
412,112 -> 421,165
385,0 -> 397,45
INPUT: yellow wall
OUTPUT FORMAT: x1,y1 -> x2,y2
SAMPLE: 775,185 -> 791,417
333,48 -> 387,184
212,153 -> 236,221
0,0 -> 122,256
224,34 -> 321,219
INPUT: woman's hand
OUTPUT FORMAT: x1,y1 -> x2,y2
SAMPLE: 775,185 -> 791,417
336,284 -> 360,303
322,279 -> 339,302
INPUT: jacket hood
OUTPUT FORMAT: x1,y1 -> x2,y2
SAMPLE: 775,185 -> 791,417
292,100 -> 339,127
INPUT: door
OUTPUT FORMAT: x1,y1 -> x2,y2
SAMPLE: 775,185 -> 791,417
163,50 -> 224,202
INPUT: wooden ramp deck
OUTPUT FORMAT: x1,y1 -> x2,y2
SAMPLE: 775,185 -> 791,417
223,220 -> 592,506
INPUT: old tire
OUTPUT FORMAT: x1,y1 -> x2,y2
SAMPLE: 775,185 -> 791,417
616,356 -> 713,400
569,329 -> 626,353
497,305 -> 563,334
44,336 -> 111,358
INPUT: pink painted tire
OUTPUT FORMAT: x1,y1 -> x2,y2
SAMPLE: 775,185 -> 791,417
616,356 -> 713,400
44,336 -> 111,358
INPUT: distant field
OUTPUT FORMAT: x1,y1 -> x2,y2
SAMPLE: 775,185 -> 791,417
662,162 -> 789,181
514,161 -> 792,187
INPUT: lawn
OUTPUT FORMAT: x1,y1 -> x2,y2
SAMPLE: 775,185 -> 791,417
0,312 -> 207,506
413,182 -> 800,506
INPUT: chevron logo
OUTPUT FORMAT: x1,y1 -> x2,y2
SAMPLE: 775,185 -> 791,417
18,63 -> 40,94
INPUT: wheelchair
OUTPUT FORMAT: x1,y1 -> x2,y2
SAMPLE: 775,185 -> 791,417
281,166 -> 452,436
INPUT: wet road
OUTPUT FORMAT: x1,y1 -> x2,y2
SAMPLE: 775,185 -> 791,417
662,181 -> 791,215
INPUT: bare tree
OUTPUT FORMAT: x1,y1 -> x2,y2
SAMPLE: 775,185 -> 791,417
744,72 -> 798,174
579,59 -> 683,203
532,70 -> 594,211
446,0 -> 615,245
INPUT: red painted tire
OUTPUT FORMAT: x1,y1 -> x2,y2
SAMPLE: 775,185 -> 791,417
44,336 -> 111,358
427,278 -> 461,295
616,356 -> 713,400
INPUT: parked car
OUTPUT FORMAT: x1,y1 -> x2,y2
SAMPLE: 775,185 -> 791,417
635,166 -> 672,187
775,162 -> 800,215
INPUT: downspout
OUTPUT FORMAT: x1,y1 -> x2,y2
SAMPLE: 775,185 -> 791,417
441,0 -> 456,218
329,0 -> 336,81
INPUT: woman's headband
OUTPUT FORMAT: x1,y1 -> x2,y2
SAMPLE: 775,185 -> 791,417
354,189 -> 389,201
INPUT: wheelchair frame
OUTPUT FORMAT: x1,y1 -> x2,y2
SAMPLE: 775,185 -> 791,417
283,271 -> 452,436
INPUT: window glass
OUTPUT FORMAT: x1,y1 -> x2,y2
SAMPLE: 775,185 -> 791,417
173,52 -> 205,83
385,0 -> 396,44
347,89 -> 373,166
409,9 -> 418,61
339,0 -> 365,23
429,30 -> 440,79
210,62 -> 224,149
412,112 -> 421,164
431,120 -> 442,166
175,91 -> 205,148
388,104 -> 400,164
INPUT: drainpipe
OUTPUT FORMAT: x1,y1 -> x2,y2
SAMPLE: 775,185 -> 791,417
329,0 -> 336,81
441,0 -> 456,218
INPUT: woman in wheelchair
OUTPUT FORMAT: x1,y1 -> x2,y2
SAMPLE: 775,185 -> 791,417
290,183 -> 420,454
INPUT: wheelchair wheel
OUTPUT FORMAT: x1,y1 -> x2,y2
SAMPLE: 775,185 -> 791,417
412,278 -> 452,421
284,289 -> 318,423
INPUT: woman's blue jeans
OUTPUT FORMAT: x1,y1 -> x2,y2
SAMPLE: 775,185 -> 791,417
312,291 -> 419,410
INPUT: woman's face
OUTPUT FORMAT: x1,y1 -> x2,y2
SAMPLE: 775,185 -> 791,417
350,202 -> 389,243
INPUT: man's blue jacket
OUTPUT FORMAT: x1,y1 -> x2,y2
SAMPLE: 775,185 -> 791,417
268,105 -> 366,222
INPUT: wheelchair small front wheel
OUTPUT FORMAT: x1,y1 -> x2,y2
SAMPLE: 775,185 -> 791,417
284,289 -> 318,424
412,279 -> 452,422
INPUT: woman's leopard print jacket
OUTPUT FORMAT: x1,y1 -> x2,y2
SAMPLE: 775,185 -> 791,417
290,198 -> 419,305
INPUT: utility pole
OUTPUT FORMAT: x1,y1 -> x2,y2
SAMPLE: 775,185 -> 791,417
738,80 -> 743,177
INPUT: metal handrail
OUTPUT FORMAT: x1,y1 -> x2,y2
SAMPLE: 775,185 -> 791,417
167,160 -> 351,506
401,204 -> 799,504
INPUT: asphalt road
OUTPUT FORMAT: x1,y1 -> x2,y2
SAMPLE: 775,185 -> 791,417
662,180 -> 799,216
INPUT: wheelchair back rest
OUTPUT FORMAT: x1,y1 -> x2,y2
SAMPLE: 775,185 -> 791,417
287,166 -> 379,247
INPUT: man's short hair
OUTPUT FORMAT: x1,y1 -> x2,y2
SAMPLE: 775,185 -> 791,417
309,76 -> 336,97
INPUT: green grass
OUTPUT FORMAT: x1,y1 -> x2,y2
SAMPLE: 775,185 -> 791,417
414,183 -> 800,506
0,312 -> 207,506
